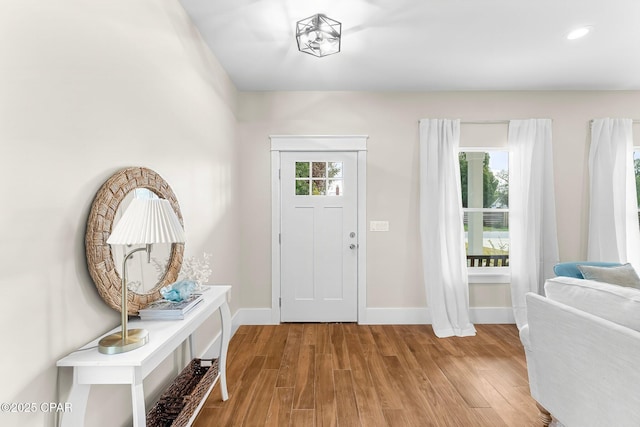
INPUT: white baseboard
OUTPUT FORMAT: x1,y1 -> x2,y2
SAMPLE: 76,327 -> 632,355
360,307 -> 514,325
470,307 -> 515,324
361,308 -> 431,325
234,308 -> 277,326
224,307 -> 514,327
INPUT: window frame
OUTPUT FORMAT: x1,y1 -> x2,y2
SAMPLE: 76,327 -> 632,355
634,147 -> 640,225
458,147 -> 511,284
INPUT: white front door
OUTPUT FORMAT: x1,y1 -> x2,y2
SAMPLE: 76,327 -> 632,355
280,151 -> 358,322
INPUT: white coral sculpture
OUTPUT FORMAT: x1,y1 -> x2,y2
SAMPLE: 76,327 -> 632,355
152,252 -> 212,291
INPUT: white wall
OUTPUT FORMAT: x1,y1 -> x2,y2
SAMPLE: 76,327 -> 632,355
0,1 -> 239,426
237,90 -> 640,317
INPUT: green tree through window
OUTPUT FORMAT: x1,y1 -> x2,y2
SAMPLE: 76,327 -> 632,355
459,153 -> 506,208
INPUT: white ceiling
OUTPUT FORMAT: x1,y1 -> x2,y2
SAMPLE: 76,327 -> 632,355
179,0 -> 640,91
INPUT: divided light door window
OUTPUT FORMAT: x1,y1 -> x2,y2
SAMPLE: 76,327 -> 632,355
295,161 -> 344,196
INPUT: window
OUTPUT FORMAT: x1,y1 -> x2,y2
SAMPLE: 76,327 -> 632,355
295,161 -> 343,196
635,149 -> 640,225
459,150 -> 509,268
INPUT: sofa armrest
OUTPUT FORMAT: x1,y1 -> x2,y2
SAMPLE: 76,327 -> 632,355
526,293 -> 640,427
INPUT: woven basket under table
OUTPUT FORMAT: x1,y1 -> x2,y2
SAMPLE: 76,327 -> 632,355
146,358 -> 219,427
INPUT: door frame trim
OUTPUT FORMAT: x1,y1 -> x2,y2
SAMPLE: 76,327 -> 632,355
270,135 -> 368,324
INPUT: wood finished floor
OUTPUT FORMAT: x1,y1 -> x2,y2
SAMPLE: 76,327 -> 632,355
194,323 -> 540,427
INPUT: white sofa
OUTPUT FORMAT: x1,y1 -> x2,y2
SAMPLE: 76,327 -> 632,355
520,275 -> 640,427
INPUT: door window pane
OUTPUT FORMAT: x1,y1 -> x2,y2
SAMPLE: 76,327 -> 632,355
328,162 -> 343,178
312,162 -> 326,178
296,162 -> 310,178
312,180 -> 326,195
327,180 -> 342,196
296,179 -> 310,195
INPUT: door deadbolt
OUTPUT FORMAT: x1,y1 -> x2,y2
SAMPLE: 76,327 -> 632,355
350,232 -> 356,238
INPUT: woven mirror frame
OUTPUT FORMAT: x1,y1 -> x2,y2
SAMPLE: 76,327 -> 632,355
85,167 -> 184,315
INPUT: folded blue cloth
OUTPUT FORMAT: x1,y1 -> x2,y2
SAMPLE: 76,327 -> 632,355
160,280 -> 197,302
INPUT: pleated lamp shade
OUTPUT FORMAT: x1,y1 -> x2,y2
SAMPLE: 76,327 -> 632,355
107,198 -> 185,245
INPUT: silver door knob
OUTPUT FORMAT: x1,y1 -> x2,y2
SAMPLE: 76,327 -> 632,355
349,244 -> 357,250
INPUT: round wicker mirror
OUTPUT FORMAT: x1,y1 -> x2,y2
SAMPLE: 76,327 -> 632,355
85,167 -> 184,314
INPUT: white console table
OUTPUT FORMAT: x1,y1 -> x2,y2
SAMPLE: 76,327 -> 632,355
57,285 -> 231,427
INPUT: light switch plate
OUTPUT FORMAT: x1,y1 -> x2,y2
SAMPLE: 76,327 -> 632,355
370,221 -> 389,232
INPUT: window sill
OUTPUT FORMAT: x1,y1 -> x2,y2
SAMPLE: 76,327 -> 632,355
468,267 -> 510,284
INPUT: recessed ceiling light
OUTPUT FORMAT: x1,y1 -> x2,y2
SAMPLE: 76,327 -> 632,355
566,26 -> 593,40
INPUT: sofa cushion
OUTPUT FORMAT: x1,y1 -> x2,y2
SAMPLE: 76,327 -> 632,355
577,263 -> 640,288
554,261 -> 622,279
544,276 -> 640,332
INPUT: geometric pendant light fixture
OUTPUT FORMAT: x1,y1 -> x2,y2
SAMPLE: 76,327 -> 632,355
296,13 -> 341,57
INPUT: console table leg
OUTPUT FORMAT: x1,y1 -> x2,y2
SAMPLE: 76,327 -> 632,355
131,380 -> 146,427
219,300 -> 231,401
188,335 -> 195,360
59,381 -> 89,427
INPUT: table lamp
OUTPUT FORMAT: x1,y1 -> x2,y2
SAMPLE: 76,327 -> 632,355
99,198 -> 186,354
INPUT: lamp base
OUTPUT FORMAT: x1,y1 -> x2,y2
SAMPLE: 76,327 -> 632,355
98,329 -> 149,355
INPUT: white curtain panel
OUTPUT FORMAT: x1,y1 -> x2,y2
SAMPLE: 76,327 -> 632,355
419,119 -> 476,338
588,118 -> 640,269
508,119 -> 559,330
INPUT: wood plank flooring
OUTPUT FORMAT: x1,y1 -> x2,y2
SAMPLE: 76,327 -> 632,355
194,324 -> 540,427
